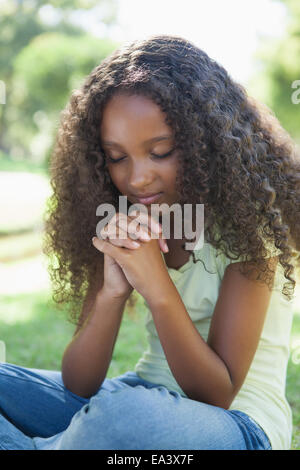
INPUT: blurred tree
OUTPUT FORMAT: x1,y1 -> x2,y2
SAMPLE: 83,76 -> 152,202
248,0 -> 300,141
0,0 -> 118,161
9,32 -> 118,165
13,33 -> 117,115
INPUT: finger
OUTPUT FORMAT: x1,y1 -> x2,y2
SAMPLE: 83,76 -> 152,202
159,237 -> 169,253
105,211 -> 168,251
103,220 -> 168,252
100,222 -> 122,240
129,212 -> 169,251
102,212 -> 151,242
100,216 -> 133,241
101,212 -> 128,237
116,216 -> 152,242
101,226 -> 141,249
92,236 -> 119,258
92,236 -> 108,252
128,210 -> 162,236
110,210 -> 162,237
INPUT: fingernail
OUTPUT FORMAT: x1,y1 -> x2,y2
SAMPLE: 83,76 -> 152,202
141,233 -> 151,240
132,241 -> 140,248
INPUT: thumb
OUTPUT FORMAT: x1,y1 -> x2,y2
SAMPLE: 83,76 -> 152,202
158,235 -> 169,253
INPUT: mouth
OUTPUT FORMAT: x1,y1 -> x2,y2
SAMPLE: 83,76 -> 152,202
133,192 -> 163,205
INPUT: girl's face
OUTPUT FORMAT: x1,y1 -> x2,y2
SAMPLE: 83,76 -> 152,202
100,93 -> 180,210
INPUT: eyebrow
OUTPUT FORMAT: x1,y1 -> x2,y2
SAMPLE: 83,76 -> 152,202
101,135 -> 173,147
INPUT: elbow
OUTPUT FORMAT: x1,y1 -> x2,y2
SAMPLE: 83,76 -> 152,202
62,373 -> 98,399
216,396 -> 234,410
214,386 -> 236,409
211,384 -> 237,410
61,365 -> 98,399
185,383 -> 236,410
186,393 -> 234,410
212,385 -> 238,410
208,395 -> 235,410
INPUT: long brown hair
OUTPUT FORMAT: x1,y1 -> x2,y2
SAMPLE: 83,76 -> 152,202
43,35 -> 300,325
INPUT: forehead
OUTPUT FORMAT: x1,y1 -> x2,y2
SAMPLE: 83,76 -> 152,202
100,93 -> 172,137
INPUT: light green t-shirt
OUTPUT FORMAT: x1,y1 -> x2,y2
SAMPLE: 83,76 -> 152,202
134,240 -> 296,450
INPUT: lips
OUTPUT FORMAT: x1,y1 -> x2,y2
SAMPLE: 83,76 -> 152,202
133,192 -> 163,204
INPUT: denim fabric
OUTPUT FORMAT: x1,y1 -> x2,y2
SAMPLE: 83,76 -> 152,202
0,363 -> 272,450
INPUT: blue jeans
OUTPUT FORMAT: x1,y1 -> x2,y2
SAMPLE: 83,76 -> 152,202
0,362 -> 272,450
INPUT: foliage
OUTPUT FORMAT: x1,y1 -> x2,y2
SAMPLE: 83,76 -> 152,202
13,33 -> 116,114
8,32 -> 118,163
248,0 -> 300,141
0,0 -> 118,164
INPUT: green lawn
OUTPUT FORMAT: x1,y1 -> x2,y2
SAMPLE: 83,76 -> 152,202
0,289 -> 148,375
0,153 -> 48,176
0,289 -> 299,450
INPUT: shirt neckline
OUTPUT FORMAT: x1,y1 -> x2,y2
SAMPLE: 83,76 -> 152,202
162,245 -> 204,282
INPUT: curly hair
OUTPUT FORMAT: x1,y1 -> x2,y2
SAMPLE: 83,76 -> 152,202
43,34 -> 300,326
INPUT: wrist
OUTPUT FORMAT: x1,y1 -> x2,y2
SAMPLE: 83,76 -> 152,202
99,286 -> 132,304
142,273 -> 176,308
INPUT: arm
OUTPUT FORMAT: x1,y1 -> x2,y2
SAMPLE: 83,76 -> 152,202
61,287 -> 128,398
144,257 -> 278,409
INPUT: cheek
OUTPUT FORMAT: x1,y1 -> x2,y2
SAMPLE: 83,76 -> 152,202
107,166 -> 123,184
164,161 -> 179,189
105,167 -> 123,194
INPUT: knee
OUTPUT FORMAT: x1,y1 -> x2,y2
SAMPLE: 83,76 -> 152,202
81,386 -> 155,439
86,385 -> 149,421
55,387 -> 149,449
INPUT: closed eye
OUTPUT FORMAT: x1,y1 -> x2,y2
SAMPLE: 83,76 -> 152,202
105,148 -> 176,164
152,148 -> 175,159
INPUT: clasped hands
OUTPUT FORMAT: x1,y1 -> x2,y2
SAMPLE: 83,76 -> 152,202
92,211 -> 172,301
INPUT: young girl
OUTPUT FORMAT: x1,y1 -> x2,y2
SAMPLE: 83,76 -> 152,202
0,35 -> 299,451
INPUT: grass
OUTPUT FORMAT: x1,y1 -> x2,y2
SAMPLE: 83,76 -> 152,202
0,231 -> 44,262
0,153 -> 48,176
0,288 -> 299,449
286,315 -> 300,451
0,289 -> 148,375
0,171 -> 51,234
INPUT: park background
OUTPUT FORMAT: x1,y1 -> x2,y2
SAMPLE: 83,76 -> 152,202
0,0 -> 299,449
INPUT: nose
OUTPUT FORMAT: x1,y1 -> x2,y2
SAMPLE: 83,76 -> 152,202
128,160 -> 156,193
